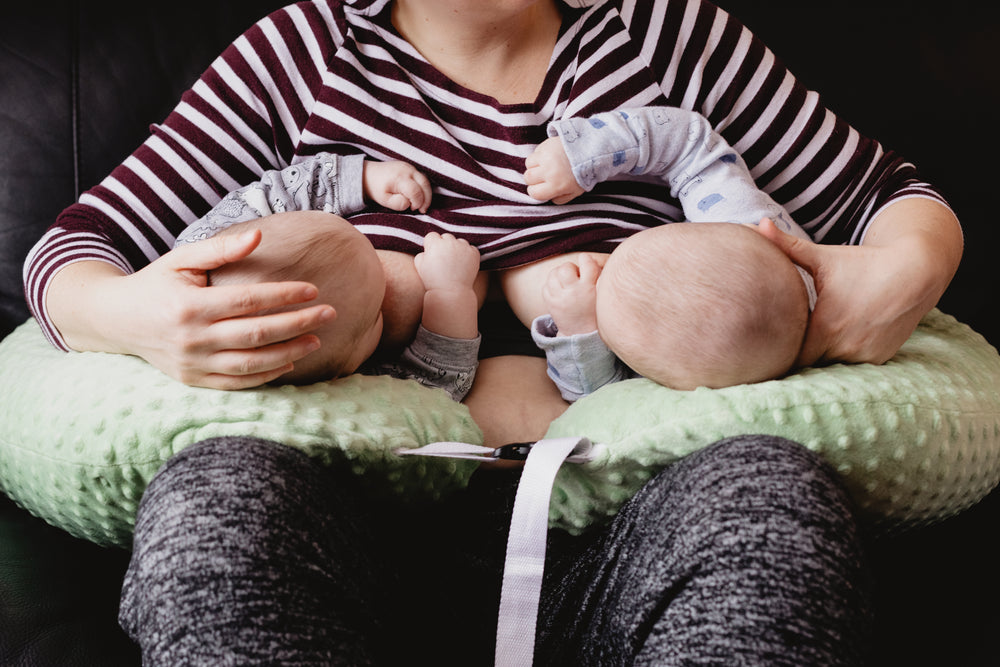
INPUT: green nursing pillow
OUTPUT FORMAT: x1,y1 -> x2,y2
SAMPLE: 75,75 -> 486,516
1,309 -> 999,548
546,308 -> 1000,532
0,319 -> 483,547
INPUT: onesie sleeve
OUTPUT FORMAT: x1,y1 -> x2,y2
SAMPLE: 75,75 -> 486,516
547,107 -> 809,239
531,314 -> 636,403
173,153 -> 366,246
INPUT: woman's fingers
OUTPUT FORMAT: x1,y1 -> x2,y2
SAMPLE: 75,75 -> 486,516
177,330 -> 331,389
198,302 -> 336,352
206,334 -> 322,378
757,217 -> 922,366
755,217 -> 821,274
197,281 -> 323,321
164,229 -> 262,275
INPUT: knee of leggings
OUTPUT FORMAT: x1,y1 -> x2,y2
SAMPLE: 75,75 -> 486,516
133,437 -> 325,537
631,434 -> 856,527
689,434 -> 839,488
717,433 -> 830,466
155,435 -> 310,477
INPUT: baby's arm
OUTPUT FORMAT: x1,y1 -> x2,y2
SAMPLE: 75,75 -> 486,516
532,107 -> 809,239
524,138 -> 585,205
413,232 -> 481,340
175,155 -> 432,246
363,160 -> 432,213
530,255 -> 633,402
175,152 -> 366,245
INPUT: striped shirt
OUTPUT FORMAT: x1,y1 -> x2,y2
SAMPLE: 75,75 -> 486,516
23,0 -> 946,350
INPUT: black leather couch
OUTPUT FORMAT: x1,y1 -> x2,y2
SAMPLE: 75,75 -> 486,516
1,2 -> 998,665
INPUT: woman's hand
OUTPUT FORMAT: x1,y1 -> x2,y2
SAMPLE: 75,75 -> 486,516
47,229 -> 336,389
756,199 -> 962,366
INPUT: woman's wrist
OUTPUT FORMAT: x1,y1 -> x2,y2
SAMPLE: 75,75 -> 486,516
45,260 -> 132,354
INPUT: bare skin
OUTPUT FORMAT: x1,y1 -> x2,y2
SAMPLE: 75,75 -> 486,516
500,251 -> 610,328
391,0 -> 563,106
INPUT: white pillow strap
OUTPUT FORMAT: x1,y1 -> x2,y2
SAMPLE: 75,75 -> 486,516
494,436 -> 591,666
397,437 -> 600,667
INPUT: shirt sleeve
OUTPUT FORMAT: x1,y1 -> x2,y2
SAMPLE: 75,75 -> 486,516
22,2 -> 342,350
530,314 -> 636,403
615,0 -> 952,246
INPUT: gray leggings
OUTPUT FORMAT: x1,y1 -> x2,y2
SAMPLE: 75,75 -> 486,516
120,435 -> 872,665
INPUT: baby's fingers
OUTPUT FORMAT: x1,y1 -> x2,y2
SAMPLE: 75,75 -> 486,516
549,261 -> 582,289
398,175 -> 432,212
576,254 -> 604,285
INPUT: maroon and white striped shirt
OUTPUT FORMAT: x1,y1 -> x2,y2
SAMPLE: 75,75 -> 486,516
24,0 -> 946,350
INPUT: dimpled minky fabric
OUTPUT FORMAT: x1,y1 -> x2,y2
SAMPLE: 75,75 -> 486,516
1,309 -> 999,547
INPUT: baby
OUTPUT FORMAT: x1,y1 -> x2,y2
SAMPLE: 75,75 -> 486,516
177,155 -> 481,398
532,222 -> 810,399
517,106 -> 816,397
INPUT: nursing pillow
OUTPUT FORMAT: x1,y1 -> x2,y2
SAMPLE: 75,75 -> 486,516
1,309 -> 999,547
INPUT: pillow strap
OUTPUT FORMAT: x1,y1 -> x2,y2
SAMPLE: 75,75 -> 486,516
398,437 -> 598,666
494,436 -> 589,667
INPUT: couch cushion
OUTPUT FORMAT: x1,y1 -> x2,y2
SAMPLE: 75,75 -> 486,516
0,494 -> 137,665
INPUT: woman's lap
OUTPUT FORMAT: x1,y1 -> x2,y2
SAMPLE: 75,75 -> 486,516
119,436 -> 389,665
120,434 -> 871,665
537,435 -> 873,666
119,436 -> 512,665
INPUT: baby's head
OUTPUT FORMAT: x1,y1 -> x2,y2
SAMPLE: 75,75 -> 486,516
596,222 -> 809,390
208,211 -> 386,384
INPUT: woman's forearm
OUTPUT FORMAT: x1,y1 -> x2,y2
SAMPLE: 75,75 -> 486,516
863,197 -> 963,314
40,235 -> 342,390
45,261 -> 133,354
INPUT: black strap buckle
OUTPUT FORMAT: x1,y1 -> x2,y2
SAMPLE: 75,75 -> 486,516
492,442 -> 535,460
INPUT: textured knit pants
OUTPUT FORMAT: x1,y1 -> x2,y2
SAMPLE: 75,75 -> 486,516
119,435 -> 872,665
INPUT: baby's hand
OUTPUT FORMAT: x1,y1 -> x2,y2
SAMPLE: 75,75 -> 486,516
414,233 -> 481,340
414,232 -> 481,292
524,137 -> 585,205
543,254 -> 603,336
363,160 -> 432,213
